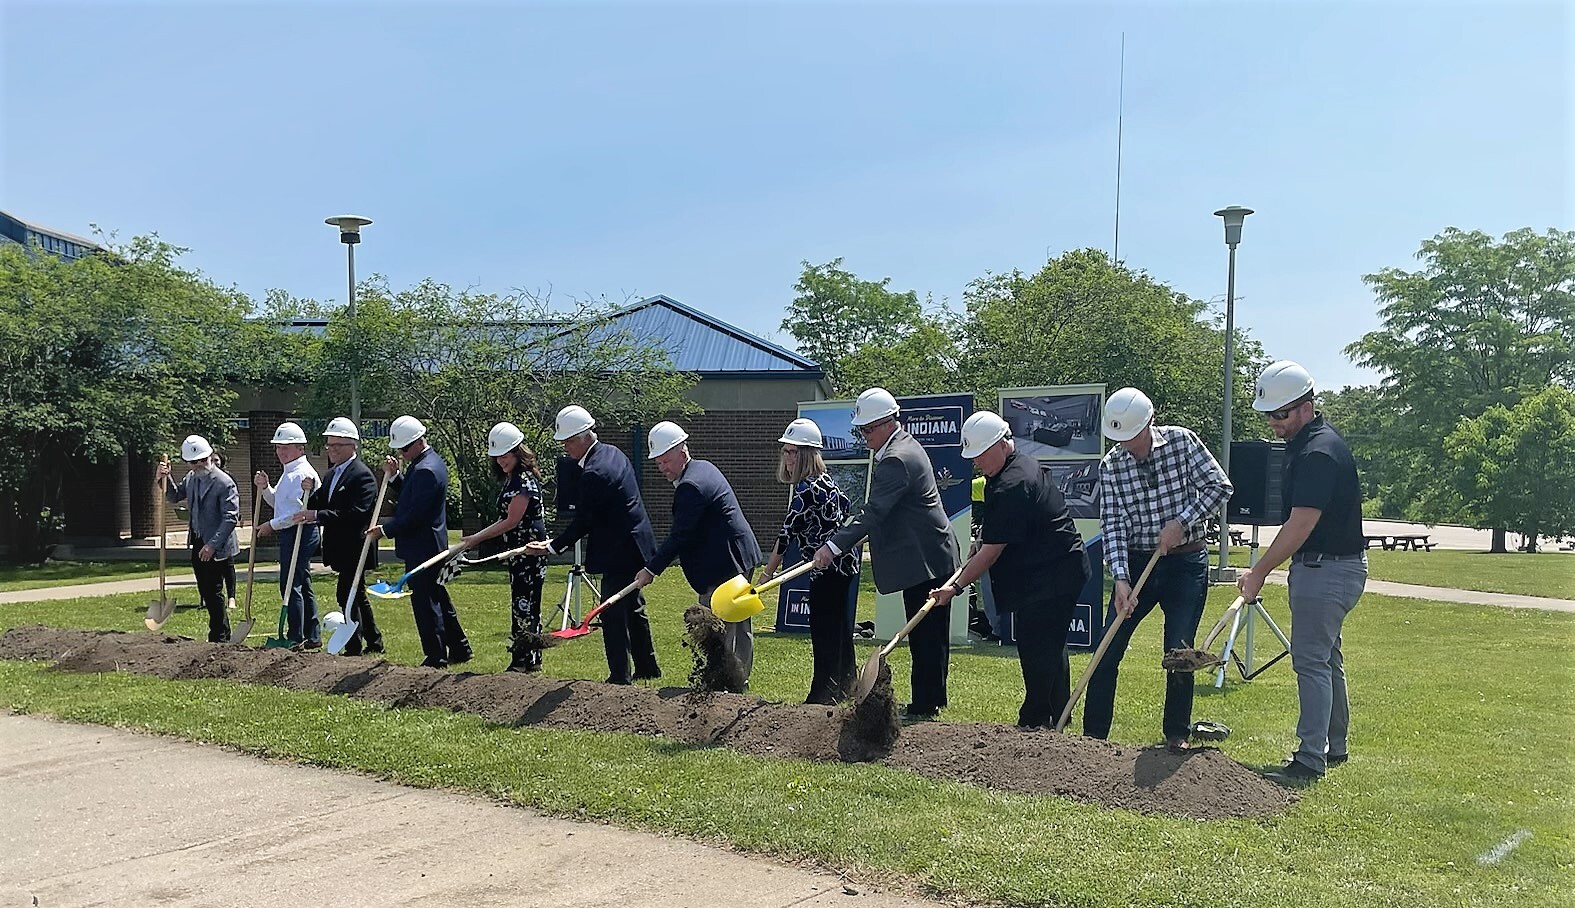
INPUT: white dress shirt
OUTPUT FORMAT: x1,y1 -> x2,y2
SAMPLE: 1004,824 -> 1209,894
262,455 -> 322,531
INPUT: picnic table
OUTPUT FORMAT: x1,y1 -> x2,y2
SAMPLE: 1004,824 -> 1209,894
1364,533 -> 1436,551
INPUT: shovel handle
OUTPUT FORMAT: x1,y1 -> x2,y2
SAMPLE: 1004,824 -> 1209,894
242,491 -> 264,622
877,564 -> 968,659
1055,547 -> 1165,732
1201,596 -> 1247,651
279,484 -> 312,610
343,470 -> 393,617
155,455 -> 169,598
751,559 -> 819,596
570,580 -> 641,631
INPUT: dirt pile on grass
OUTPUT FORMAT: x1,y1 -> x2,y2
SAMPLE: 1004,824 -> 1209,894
0,626 -> 1296,820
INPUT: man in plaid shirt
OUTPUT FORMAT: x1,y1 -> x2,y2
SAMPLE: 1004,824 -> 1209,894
1083,387 -> 1232,752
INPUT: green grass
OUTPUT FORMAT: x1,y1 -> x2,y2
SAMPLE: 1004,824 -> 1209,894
2,570 -> 1572,907
0,560 -> 162,592
1219,547 -> 1573,599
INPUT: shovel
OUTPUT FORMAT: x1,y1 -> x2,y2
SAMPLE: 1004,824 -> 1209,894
144,457 -> 175,631
551,580 -> 642,640
851,564 -> 968,704
228,492 -> 266,643
708,559 -> 821,623
1201,596 -> 1247,650
366,542 -> 466,600
1053,547 -> 1165,732
327,471 -> 392,654
264,482 -> 313,649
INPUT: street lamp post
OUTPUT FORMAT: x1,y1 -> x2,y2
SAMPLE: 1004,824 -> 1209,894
1213,205 -> 1252,583
325,215 -> 372,426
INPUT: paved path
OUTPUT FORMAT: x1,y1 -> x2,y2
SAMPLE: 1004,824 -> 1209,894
0,714 -> 939,908
0,568 -> 327,605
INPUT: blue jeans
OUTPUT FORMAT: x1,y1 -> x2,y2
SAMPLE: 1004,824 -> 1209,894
276,525 -> 320,644
1082,550 -> 1208,741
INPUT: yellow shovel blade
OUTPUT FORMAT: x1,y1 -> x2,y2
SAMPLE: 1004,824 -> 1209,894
709,574 -> 764,623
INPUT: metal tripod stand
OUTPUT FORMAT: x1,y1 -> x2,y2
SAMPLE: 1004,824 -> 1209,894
1204,594 -> 1292,688
547,539 -> 600,631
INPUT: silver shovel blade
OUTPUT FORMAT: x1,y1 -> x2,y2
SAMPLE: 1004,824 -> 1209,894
144,597 -> 175,631
326,619 -> 359,655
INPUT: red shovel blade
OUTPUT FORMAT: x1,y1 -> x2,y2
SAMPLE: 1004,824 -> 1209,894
550,600 -> 614,640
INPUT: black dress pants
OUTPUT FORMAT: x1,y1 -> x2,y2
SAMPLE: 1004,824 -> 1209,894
902,576 -> 951,712
600,565 -> 660,684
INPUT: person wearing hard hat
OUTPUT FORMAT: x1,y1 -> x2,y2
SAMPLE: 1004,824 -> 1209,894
157,434 -> 241,642
1237,361 -> 1367,785
523,405 -> 662,684
209,450 -> 239,611
460,422 -> 550,673
967,474 -> 1000,641
931,412 -> 1089,728
365,416 -> 472,668
1085,388 -> 1232,752
759,418 -> 861,703
814,388 -> 961,720
636,421 -> 764,689
293,418 -> 384,656
255,421 -> 322,647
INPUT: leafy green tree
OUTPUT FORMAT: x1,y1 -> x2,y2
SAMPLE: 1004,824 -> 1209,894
303,282 -> 697,525
962,248 -> 1267,446
1346,227 -> 1575,545
1442,385 -> 1575,550
0,236 -> 308,561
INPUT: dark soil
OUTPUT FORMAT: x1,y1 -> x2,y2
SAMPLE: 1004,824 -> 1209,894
681,605 -> 746,694
0,626 -> 1296,820
1162,647 -> 1224,673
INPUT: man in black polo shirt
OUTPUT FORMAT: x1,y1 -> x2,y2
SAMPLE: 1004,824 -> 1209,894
1238,360 -> 1368,784
931,411 -> 1090,728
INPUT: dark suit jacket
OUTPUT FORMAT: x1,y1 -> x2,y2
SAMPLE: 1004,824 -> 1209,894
309,456 -> 380,573
381,446 -> 449,564
550,441 -> 656,575
830,428 -> 959,594
648,459 -> 764,593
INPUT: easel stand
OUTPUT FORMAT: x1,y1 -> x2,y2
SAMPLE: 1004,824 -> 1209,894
548,539 -> 599,631
1209,595 -> 1291,688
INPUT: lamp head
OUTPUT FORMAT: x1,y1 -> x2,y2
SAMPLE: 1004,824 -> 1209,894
325,214 -> 373,245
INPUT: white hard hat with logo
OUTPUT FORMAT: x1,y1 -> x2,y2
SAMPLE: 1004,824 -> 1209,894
181,434 -> 213,462
488,421 -> 526,457
271,421 -> 308,445
851,387 -> 900,428
553,405 -> 596,442
1253,360 -> 1315,411
389,415 -> 427,448
777,418 -> 824,448
323,417 -> 359,440
321,610 -> 346,637
647,421 -> 689,459
1102,388 -> 1154,442
960,411 -> 1010,459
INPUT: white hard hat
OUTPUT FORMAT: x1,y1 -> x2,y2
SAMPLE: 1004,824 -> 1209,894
488,421 -> 526,457
323,417 -> 359,440
851,387 -> 900,428
321,611 -> 346,636
1103,388 -> 1154,442
553,405 -> 595,442
1253,360 -> 1316,412
181,434 -> 213,462
777,418 -> 823,448
271,421 -> 308,445
647,421 -> 689,459
389,415 -> 427,448
960,411 -> 1010,459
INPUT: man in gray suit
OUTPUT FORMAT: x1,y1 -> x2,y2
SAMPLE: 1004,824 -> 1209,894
815,388 -> 960,718
158,434 -> 241,643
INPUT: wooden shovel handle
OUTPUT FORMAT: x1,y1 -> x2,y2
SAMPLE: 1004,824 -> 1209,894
878,563 -> 968,659
242,490 -> 264,622
752,559 -> 819,596
573,580 -> 641,630
1055,547 -> 1165,732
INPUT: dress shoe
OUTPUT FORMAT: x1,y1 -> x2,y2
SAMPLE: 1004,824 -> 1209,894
420,657 -> 449,669
902,704 -> 939,720
1265,759 -> 1323,786
364,641 -> 386,655
300,640 -> 322,651
1326,752 -> 1349,767
447,649 -> 473,666
632,667 -> 662,682
604,676 -> 632,685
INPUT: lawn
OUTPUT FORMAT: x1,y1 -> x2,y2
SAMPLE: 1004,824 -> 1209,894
1219,547 -> 1572,599
0,560 -> 162,592
2,565 -> 1571,907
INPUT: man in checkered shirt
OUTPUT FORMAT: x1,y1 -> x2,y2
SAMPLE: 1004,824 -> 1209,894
1082,387 -> 1232,752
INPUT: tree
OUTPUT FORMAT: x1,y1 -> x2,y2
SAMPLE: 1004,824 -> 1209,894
961,249 -> 1267,446
1316,385 -> 1403,516
781,258 -> 957,396
1441,385 -> 1575,551
1345,227 -> 1575,543
303,281 -> 697,525
0,236 -> 308,561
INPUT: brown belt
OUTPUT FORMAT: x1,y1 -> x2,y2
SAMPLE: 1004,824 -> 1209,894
1132,541 -> 1207,560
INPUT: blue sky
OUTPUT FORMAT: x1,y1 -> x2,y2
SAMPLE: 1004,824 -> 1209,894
3,1 -> 1567,390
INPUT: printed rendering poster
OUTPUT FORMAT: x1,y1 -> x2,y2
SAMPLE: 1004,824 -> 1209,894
998,386 -> 1104,457
1045,460 -> 1100,519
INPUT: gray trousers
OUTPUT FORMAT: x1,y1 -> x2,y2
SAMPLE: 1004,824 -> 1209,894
1286,554 -> 1367,772
697,587 -> 754,684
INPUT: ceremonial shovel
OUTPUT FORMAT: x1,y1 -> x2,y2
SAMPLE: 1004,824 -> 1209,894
326,470 -> 392,654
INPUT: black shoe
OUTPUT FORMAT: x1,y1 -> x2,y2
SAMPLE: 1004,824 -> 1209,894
1265,759 -> 1323,786
420,658 -> 449,669
364,641 -> 386,655
1326,752 -> 1349,767
603,675 -> 632,685
300,639 -> 321,651
506,658 -> 542,674
632,668 -> 661,682
902,704 -> 939,720
447,649 -> 473,666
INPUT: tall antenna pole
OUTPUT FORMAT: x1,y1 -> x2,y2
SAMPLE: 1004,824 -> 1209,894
1113,32 -> 1125,264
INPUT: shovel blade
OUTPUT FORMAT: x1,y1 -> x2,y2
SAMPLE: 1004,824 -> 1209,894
325,619 -> 359,655
228,619 -> 255,643
144,597 -> 175,631
550,623 -> 596,640
365,581 -> 410,600
709,574 -> 763,623
851,650 -> 886,704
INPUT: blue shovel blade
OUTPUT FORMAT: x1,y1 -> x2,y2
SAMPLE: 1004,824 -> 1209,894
366,580 -> 411,599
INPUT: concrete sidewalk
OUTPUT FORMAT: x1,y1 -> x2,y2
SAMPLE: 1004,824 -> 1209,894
0,714 -> 938,908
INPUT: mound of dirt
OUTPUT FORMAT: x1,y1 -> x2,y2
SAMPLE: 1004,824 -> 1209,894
0,626 -> 1296,820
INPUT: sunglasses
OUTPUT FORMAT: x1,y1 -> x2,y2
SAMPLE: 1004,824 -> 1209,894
1266,403 -> 1304,421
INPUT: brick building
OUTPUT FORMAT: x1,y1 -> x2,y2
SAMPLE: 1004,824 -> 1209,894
20,295 -> 829,557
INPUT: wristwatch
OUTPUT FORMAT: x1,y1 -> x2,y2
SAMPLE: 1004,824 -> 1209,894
949,581 -> 965,597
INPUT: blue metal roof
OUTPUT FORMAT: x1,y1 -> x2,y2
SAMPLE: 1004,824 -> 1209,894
603,295 -> 820,376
